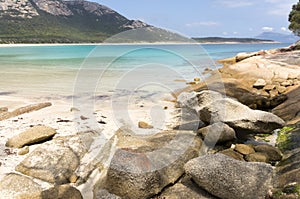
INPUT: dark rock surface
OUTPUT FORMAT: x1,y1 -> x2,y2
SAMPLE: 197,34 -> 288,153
185,154 -> 273,199
103,130 -> 202,199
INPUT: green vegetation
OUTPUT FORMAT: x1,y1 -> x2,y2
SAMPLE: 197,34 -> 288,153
289,0 -> 300,36
276,126 -> 295,151
0,3 -> 129,43
192,37 -> 274,43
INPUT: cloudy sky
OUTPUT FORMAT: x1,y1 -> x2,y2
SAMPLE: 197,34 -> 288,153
95,0 -> 297,37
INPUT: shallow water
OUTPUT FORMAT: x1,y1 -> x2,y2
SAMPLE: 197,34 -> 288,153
0,43 -> 290,99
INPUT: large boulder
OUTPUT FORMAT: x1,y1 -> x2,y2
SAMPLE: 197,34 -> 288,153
102,130 -> 202,199
272,86 -> 300,124
197,90 -> 285,133
6,125 -> 57,148
184,153 -> 273,199
0,173 -> 83,199
15,131 -> 96,184
0,173 -> 43,199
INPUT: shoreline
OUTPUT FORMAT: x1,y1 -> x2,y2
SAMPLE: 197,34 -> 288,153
0,41 -> 281,47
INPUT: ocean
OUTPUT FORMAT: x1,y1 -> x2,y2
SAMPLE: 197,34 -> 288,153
0,43 -> 290,100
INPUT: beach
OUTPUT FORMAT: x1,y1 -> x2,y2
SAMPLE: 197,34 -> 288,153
0,43 -> 300,198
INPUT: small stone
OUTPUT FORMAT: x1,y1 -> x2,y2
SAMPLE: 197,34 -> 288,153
69,174 -> 78,183
245,152 -> 269,163
281,80 -> 293,87
0,107 -> 8,113
194,77 -> 201,82
138,121 -> 153,129
277,86 -> 287,94
70,107 -> 80,112
264,85 -> 276,91
219,149 -> 244,161
269,89 -> 279,98
253,79 -> 266,88
235,144 -> 255,155
18,146 -> 29,155
80,115 -> 88,120
187,81 -> 196,85
164,106 -> 168,110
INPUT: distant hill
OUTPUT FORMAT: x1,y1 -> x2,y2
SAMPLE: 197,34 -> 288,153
0,0 -> 188,43
256,32 -> 300,44
192,37 -> 274,44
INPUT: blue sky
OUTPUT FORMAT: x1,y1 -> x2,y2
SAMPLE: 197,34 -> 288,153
95,0 -> 297,38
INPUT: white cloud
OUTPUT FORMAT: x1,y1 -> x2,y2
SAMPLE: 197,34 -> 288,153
222,32 -> 228,35
186,21 -> 219,27
262,26 -> 274,32
281,27 -> 288,32
215,0 -> 254,8
264,0 -> 281,3
233,31 -> 239,35
265,0 -> 295,16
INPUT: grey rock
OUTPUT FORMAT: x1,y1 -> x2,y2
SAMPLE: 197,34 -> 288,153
198,91 -> 285,133
184,153 -> 273,199
0,0 -> 39,18
15,131 -> 96,184
93,189 -> 121,199
254,144 -> 283,162
41,185 -> 83,199
33,0 -> 73,16
236,52 -> 257,62
6,125 -> 57,148
103,130 -> 202,199
219,149 -> 245,161
0,173 -> 43,198
245,152 -> 269,163
160,176 -> 218,199
198,122 -> 236,145
235,144 -> 255,155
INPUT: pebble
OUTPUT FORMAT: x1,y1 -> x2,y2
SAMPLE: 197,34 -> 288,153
253,79 -> 266,88
18,146 -> 29,156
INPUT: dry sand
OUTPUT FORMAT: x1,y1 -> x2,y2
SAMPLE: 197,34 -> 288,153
0,93 -> 178,196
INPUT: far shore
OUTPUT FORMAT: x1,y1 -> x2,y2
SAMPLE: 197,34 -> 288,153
0,41 -> 281,47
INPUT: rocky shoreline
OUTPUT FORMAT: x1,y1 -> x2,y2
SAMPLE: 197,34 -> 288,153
0,44 -> 300,199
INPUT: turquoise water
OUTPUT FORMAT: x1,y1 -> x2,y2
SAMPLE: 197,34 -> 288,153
0,43 -> 291,98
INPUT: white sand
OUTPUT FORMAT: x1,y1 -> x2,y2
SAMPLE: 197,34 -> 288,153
0,93 -> 178,197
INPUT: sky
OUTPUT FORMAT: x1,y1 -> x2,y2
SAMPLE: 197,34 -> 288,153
94,0 -> 298,38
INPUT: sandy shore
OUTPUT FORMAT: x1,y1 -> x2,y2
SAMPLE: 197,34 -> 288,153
0,94 -> 178,186
0,41 -> 280,48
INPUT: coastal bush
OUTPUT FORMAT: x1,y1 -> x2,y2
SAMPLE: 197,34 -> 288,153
289,1 -> 300,36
